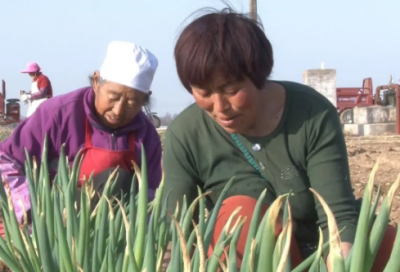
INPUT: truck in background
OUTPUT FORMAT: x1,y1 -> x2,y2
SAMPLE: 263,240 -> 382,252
336,76 -> 397,124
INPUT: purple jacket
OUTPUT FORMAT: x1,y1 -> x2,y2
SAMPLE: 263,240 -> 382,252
0,87 -> 162,222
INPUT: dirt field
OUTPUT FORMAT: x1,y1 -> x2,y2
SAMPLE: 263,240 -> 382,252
0,134 -> 399,270
346,134 -> 400,227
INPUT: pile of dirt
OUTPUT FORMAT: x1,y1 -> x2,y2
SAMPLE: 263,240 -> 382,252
346,135 -> 400,227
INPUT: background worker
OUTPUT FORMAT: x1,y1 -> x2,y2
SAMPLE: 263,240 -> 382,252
20,62 -> 53,117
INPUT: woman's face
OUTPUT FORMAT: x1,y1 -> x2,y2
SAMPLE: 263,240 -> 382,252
92,72 -> 148,129
191,74 -> 262,134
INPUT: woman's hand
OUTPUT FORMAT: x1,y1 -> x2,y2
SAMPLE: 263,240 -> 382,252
327,242 -> 352,271
339,242 -> 353,258
20,93 -> 30,103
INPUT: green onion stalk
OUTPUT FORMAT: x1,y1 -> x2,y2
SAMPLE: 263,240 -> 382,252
0,137 -> 398,272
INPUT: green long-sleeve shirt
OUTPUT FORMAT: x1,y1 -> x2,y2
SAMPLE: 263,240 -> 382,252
162,81 -> 358,246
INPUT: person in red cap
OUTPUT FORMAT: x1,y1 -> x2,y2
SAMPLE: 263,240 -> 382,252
20,62 -> 53,117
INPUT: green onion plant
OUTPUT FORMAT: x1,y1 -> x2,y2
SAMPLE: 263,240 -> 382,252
0,137 -> 399,272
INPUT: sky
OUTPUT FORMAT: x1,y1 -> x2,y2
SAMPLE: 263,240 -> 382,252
0,0 -> 399,117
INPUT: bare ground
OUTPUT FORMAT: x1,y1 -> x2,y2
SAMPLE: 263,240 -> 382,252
346,134 -> 400,227
0,134 -> 399,270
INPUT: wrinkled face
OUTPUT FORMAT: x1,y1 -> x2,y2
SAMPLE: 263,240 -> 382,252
92,72 -> 148,129
191,74 -> 261,134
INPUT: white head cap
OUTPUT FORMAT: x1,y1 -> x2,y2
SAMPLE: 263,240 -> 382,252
99,41 -> 158,94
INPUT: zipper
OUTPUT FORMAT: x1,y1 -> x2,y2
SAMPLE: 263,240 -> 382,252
110,132 -> 116,150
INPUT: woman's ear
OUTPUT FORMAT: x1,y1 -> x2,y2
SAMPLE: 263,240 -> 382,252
92,71 -> 101,93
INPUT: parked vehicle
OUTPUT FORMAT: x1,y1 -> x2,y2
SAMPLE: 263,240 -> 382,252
143,104 -> 161,128
0,80 -> 21,126
336,76 -> 398,124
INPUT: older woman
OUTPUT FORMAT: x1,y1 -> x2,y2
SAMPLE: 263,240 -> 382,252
162,8 -> 396,271
0,41 -> 162,234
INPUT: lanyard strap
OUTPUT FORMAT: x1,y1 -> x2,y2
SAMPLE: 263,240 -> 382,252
230,134 -> 267,180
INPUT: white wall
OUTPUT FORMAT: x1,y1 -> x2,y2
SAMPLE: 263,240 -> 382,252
303,69 -> 337,107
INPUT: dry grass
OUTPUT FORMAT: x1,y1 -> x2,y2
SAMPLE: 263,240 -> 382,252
157,129 -> 166,149
0,126 -> 13,142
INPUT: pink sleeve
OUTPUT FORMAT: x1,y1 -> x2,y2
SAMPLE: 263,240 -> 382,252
0,151 -> 31,223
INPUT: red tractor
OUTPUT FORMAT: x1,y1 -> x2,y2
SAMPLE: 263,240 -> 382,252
0,80 -> 21,126
336,77 -> 398,124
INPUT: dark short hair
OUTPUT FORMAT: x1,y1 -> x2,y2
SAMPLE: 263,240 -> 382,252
174,7 -> 274,93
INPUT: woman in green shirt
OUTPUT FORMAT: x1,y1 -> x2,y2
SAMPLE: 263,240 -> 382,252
162,7 -> 396,271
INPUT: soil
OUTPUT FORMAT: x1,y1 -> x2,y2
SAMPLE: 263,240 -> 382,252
346,134 -> 400,227
0,134 -> 399,270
